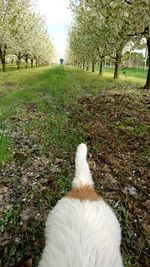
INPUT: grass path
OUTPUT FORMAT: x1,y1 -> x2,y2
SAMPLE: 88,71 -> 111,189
0,66 -> 149,267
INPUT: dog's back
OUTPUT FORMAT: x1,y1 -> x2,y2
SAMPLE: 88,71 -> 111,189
39,144 -> 123,267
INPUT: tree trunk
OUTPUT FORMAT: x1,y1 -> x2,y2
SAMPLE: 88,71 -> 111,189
143,46 -> 148,70
25,56 -> 28,69
86,65 -> 89,71
31,59 -> 33,68
114,52 -> 122,79
92,61 -> 95,72
17,52 -> 22,70
99,60 -> 103,76
1,56 -> 6,72
144,38 -> 150,89
83,62 -> 85,70
35,60 -> 38,67
0,45 -> 7,72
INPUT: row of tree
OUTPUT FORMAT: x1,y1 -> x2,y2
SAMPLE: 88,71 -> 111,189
66,0 -> 150,88
0,0 -> 56,71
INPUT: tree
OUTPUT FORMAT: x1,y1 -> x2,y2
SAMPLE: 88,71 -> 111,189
68,1 -> 109,73
118,0 -> 150,88
69,0 -> 150,86
0,0 -> 56,71
0,0 -> 32,71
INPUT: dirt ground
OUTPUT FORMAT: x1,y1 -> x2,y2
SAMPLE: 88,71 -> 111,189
69,91 -> 150,266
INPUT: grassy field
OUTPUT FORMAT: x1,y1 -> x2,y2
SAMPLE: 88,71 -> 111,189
94,66 -> 147,87
0,66 -> 149,267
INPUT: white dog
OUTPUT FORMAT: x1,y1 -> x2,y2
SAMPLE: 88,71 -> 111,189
39,144 -> 123,267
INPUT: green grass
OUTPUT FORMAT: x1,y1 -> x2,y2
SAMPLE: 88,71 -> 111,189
0,65 -> 148,163
0,135 -> 12,162
103,66 -> 147,78
0,66 -> 85,163
95,66 -> 147,84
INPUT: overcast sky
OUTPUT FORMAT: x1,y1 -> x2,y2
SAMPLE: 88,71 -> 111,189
38,0 -> 72,60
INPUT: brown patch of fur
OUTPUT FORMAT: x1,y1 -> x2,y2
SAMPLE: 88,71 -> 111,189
66,185 -> 100,201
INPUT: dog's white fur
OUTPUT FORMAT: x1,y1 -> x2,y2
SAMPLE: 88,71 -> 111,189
39,143 -> 123,267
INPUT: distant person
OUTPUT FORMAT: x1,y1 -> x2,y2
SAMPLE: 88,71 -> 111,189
60,58 -> 64,65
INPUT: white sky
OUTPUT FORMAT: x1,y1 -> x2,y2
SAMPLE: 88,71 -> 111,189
38,0 -> 72,60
